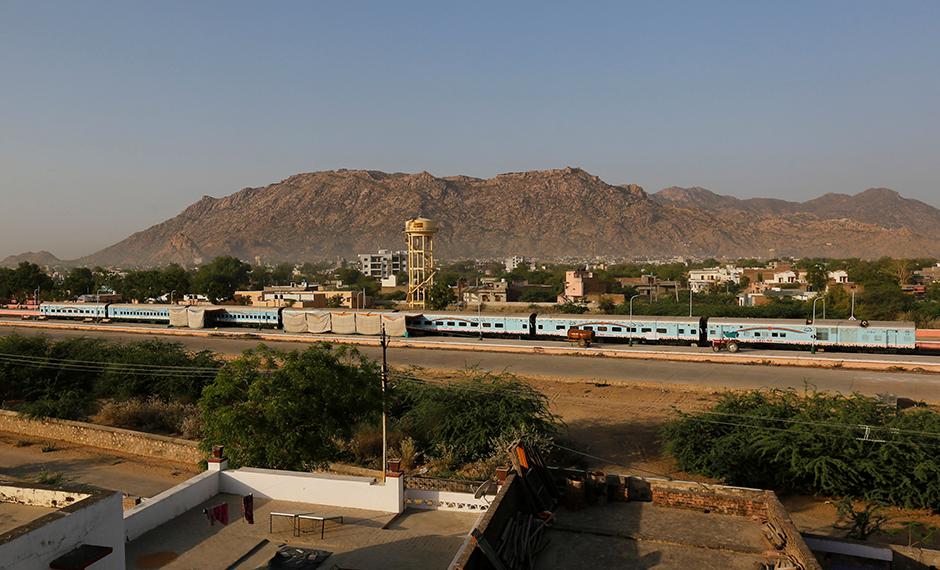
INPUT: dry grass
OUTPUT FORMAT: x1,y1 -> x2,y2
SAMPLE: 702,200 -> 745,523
93,397 -> 201,438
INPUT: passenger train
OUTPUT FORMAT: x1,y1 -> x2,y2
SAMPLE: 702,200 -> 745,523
35,302 -> 919,353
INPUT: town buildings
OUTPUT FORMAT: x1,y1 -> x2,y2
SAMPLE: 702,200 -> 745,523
357,250 -> 407,280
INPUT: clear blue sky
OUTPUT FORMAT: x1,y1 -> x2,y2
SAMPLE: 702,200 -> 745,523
1,1 -> 938,258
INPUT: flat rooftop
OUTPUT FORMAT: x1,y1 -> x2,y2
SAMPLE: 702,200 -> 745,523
0,502 -> 54,535
535,501 -> 771,570
126,493 -> 479,569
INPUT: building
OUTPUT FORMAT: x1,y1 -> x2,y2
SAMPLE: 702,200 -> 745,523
617,275 -> 680,300
452,443 -> 823,570
688,265 -> 743,293
235,285 -> 372,309
738,288 -> 819,307
504,256 -> 528,272
0,481 -> 125,569
358,249 -> 407,279
915,263 -> 940,284
562,270 -> 606,301
463,278 -> 511,304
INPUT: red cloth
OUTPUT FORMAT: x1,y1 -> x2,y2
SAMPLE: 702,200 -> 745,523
207,503 -> 229,526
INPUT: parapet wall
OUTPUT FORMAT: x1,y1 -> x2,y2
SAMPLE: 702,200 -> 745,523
0,409 -> 203,465
648,479 -> 770,518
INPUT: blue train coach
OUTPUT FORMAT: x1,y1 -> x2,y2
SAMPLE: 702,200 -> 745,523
408,312 -> 535,337
107,304 -> 171,324
534,314 -> 702,344
213,306 -> 282,328
39,302 -> 108,320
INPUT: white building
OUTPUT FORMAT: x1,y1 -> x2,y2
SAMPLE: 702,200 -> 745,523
358,250 -> 407,279
828,270 -> 850,284
688,265 -> 743,293
504,256 -> 528,272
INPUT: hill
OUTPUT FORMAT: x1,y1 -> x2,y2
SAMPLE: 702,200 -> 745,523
22,168 -> 940,266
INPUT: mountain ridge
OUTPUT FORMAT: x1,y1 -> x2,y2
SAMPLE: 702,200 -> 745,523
6,168 -> 939,267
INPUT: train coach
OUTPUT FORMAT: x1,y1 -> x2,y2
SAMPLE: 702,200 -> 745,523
108,303 -> 171,324
706,318 -> 916,352
534,314 -> 702,345
407,312 -> 535,337
39,302 -> 108,320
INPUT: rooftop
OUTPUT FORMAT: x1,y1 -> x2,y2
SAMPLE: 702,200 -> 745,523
127,493 -> 478,569
536,501 -> 770,569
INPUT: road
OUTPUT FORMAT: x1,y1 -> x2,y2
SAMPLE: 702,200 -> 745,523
3,325 -> 940,402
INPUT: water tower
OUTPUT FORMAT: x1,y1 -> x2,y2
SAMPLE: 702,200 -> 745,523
405,217 -> 439,309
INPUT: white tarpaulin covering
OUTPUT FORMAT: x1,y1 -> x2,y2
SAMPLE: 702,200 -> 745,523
355,312 -> 383,336
330,312 -> 356,334
381,314 -> 408,337
282,310 -> 308,333
169,306 -> 189,327
187,307 -> 207,329
306,310 -> 331,334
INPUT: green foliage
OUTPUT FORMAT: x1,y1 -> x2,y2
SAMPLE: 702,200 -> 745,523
553,301 -> 589,314
0,262 -> 53,300
0,334 -> 221,420
199,344 -> 382,470
192,256 -> 251,301
395,371 -> 562,465
664,389 -> 940,510
427,281 -> 456,310
836,498 -> 889,540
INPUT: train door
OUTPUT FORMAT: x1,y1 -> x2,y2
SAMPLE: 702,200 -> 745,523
885,328 -> 896,349
528,313 -> 537,339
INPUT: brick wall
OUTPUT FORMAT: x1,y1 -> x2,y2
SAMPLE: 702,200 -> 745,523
648,479 -> 770,518
0,409 -> 203,465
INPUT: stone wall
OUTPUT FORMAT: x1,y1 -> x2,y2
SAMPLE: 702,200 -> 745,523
0,409 -> 203,465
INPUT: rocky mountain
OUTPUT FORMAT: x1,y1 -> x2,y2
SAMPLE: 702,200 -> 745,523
40,168 -> 940,266
1,250 -> 64,268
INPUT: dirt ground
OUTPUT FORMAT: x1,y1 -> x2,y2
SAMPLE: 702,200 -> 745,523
0,432 -> 198,501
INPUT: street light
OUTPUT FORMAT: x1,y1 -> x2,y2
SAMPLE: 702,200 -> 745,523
812,296 -> 826,322
629,294 -> 645,347
170,290 -> 177,305
849,289 -> 857,320
689,288 -> 693,317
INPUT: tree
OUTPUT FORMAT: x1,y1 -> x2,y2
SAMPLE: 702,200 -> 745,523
270,263 -> 295,285
192,256 -> 251,301
396,371 -> 561,465
805,265 -> 828,292
426,282 -> 456,310
199,344 -> 382,470
62,267 -> 95,297
10,262 -> 52,299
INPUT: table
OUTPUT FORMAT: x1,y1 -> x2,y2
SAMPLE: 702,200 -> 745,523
269,511 -> 300,536
297,514 -> 344,539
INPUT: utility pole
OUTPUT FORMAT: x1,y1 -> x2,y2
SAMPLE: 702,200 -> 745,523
380,323 -> 389,483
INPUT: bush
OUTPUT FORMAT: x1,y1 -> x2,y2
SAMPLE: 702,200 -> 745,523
664,389 -> 940,510
395,371 -> 562,466
93,397 -> 200,437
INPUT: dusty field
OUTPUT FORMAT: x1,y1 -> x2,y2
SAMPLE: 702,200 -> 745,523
0,432 -> 198,501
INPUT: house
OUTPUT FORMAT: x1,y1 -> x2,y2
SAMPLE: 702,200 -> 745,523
688,265 -> 743,293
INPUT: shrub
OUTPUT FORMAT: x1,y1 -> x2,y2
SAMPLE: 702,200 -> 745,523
396,371 -> 562,466
664,389 -> 940,510
93,397 -> 199,436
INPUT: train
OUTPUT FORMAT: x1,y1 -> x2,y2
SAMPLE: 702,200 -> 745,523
34,301 -> 920,353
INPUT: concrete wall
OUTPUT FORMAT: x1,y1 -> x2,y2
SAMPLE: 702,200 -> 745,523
220,468 -> 404,513
123,470 -> 220,542
404,489 -> 490,512
0,409 -> 202,465
0,492 -> 125,570
0,485 -> 90,509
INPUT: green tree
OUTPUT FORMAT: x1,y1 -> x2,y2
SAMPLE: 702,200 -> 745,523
193,256 -> 251,301
199,344 -> 382,470
10,262 -> 53,299
805,265 -> 828,292
270,263 -> 295,285
396,371 -> 561,465
62,267 -> 95,297
426,282 -> 456,310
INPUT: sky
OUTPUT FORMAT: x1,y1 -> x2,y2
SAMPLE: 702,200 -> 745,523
1,1 -> 939,259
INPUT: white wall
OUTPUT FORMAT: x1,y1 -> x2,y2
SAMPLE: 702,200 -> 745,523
0,492 -> 125,570
404,489 -> 490,513
123,470 -> 220,542
220,468 -> 404,513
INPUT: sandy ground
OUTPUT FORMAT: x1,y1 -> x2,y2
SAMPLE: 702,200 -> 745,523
0,432 -> 198,501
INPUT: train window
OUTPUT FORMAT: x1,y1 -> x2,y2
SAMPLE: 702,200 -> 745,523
538,325 -> 544,330
817,330 -> 829,341
628,327 -> 636,333
678,329 -> 684,334
435,321 -> 444,325
458,322 -> 467,327
522,324 -> 527,329
470,322 -> 478,327
495,323 -> 504,328
657,328 -> 667,334
690,329 -> 696,335
641,327 -> 651,333
556,325 -> 565,330
447,321 -> 455,326
771,332 -> 778,337
779,333 -> 787,338
612,327 -> 622,332
483,323 -> 492,328
584,326 -> 592,331
597,326 -> 607,332
754,332 -> 761,337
